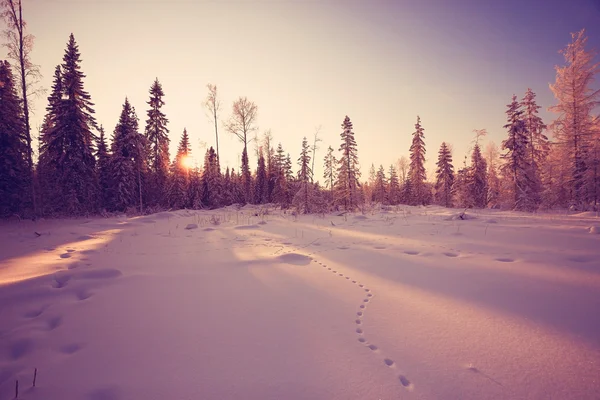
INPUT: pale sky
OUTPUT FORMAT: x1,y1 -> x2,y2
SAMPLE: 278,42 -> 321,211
3,0 -> 600,181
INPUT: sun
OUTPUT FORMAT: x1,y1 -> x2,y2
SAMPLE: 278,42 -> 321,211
181,156 -> 194,169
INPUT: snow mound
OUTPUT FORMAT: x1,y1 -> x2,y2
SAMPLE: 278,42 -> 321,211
203,227 -> 216,231
277,253 -> 312,265
184,224 -> 198,230
589,226 -> 600,234
235,225 -> 260,230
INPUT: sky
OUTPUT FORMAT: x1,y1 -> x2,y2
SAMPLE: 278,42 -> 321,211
2,0 -> 600,181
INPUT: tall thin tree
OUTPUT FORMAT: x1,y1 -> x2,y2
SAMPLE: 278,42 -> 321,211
204,84 -> 221,161
2,0 -> 44,213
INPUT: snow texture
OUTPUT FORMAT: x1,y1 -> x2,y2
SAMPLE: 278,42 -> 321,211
1,205 -> 600,399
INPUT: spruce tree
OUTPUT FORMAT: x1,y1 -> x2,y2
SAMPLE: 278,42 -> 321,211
169,128 -> 192,209
408,116 -> 427,205
469,143 -> 488,208
201,146 -> 221,208
38,35 -> 98,214
295,137 -> 312,213
95,125 -> 111,210
388,165 -> 400,205
272,143 -> 289,206
222,166 -> 233,206
323,145 -> 337,202
144,78 -> 170,206
434,142 -> 454,208
374,165 -> 387,204
254,147 -> 267,204
109,99 -> 147,212
521,89 -> 548,207
37,65 -> 63,214
501,95 -> 536,211
0,60 -> 29,217
335,116 -> 361,210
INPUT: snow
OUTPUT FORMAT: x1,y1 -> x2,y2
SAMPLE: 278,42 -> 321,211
1,205 -> 600,399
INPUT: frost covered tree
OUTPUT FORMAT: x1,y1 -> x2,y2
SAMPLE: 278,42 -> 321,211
549,29 -> 600,209
109,99 -> 147,212
323,145 -> 337,200
169,128 -> 192,209
144,78 -> 170,207
295,137 -> 312,213
484,142 -> 501,209
521,89 -> 548,207
95,125 -> 110,210
225,97 -> 257,203
501,95 -> 536,211
468,131 -> 488,208
335,116 -> 361,210
201,146 -> 221,209
434,142 -> 454,208
38,35 -> 98,214
254,147 -> 267,204
0,60 -> 29,217
388,165 -> 400,205
408,116 -> 427,205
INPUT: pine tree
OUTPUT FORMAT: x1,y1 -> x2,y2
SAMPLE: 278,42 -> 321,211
109,99 -> 147,212
549,29 -> 600,209
408,116 -> 427,205
254,147 -> 267,204
521,89 -> 548,207
335,116 -> 361,210
388,165 -> 400,205
295,137 -> 312,213
469,143 -> 488,208
0,60 -> 29,217
169,128 -> 192,209
95,125 -> 110,210
501,95 -> 536,211
38,35 -> 98,214
374,165 -> 387,204
434,142 -> 454,208
201,146 -> 221,208
144,78 -> 170,207
284,153 -> 294,182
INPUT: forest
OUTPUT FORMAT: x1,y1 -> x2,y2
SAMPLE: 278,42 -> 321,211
1,0 -> 599,219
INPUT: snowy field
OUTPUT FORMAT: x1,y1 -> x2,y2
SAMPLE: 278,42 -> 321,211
1,205 -> 600,400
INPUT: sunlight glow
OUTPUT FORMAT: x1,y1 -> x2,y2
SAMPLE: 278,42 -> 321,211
182,156 -> 194,169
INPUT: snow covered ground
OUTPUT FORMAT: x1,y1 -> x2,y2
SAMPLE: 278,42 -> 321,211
1,205 -> 599,400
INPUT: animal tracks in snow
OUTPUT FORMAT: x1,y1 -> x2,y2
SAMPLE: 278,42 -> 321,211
305,251 -> 414,393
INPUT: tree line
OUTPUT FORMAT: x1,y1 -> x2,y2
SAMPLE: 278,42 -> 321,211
0,1 -> 599,218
